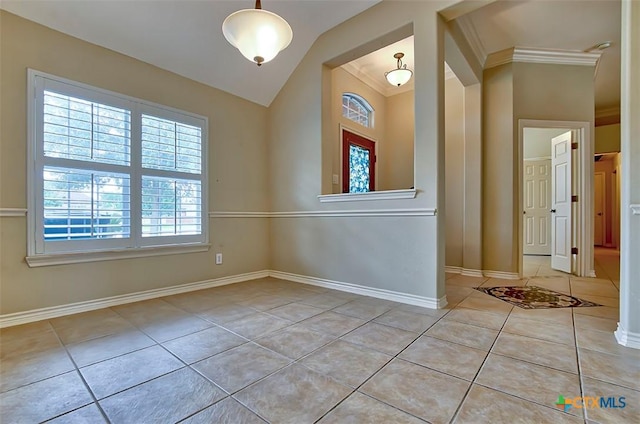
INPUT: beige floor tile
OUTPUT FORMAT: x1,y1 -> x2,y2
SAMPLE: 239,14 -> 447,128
265,302 -> 324,322
361,359 -> 469,424
193,343 -> 291,393
1,346 -> 76,392
476,354 -> 582,417
220,312 -> 292,339
0,320 -> 56,347
47,403 -> 107,423
162,292 -> 226,313
578,348 -> 640,391
576,327 -> 640,359
492,332 -> 578,373
237,294 -> 293,311
80,345 -> 183,399
527,277 -> 572,294
235,364 -> 351,424
443,307 -> 507,330
332,300 -> 392,320
573,313 -> 618,332
582,377 -> 640,424
300,340 -> 390,388
318,392 -> 424,424
181,397 -> 266,424
0,371 -> 92,423
342,322 -> 417,356
197,303 -> 257,324
447,275 -> 488,288
456,294 -> 513,315
508,305 -> 574,325
140,314 -> 214,343
162,326 -> 247,364
454,384 -> 582,424
66,329 -> 155,367
99,368 -> 225,423
503,315 -> 575,346
50,308 -> 133,344
570,280 -> 619,299
395,303 -> 449,318
255,324 -> 334,360
573,305 -> 620,320
111,298 -> 187,326
298,294 -> 351,309
373,309 -> 439,333
575,294 -> 619,308
299,311 -> 366,337
399,336 -> 488,380
426,320 -> 499,351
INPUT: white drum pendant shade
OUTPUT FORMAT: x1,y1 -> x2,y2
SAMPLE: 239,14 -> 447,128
222,8 -> 293,66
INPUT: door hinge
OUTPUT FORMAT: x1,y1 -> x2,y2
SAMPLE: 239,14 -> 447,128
572,195 -> 578,202
571,142 -> 578,150
571,247 -> 578,255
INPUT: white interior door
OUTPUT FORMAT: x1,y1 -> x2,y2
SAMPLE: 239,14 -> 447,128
594,171 -> 605,246
523,159 -> 551,255
551,132 -> 573,273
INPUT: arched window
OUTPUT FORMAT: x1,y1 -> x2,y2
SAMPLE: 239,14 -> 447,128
342,93 -> 373,128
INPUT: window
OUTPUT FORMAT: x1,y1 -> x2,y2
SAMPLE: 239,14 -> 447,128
342,93 -> 373,128
28,70 -> 208,261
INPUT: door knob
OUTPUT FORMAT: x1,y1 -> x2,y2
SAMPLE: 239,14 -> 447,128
550,209 -> 557,213
597,212 -> 602,216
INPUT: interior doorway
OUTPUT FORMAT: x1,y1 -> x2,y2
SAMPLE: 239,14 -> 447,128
518,120 -> 594,278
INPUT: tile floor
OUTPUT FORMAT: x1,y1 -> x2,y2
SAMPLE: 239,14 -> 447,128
1,249 -> 637,423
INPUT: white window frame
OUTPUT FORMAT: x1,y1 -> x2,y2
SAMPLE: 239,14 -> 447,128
27,70 -> 209,266
342,92 -> 374,128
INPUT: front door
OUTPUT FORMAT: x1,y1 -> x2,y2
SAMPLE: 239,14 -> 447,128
342,129 -> 375,193
523,159 -> 551,255
551,131 -> 573,273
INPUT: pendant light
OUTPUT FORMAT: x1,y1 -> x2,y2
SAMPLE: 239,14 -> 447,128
385,52 -> 413,86
222,0 -> 293,66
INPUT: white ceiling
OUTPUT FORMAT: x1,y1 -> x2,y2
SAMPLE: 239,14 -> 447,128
2,0 -> 621,113
455,0 -> 621,113
1,0 -> 380,107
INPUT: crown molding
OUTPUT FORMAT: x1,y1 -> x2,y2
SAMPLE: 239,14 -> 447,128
595,106 -> 621,119
455,15 -> 487,67
485,47 -> 601,69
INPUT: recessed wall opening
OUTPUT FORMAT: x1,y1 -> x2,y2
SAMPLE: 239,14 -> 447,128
321,27 -> 415,195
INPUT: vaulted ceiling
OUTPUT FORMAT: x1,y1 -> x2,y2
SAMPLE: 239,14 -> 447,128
2,0 -> 620,114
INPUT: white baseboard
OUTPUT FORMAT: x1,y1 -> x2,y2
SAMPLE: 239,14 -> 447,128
0,270 -> 269,328
445,266 -> 518,280
269,270 -> 447,309
615,323 -> 640,350
589,269 -> 597,278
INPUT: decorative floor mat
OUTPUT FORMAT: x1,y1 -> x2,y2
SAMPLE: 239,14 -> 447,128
475,286 -> 602,309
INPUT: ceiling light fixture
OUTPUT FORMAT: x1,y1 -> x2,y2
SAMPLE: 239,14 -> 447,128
384,52 -> 413,87
222,0 -> 293,66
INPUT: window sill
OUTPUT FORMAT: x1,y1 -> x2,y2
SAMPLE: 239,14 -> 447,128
317,189 -> 417,203
25,243 -> 211,268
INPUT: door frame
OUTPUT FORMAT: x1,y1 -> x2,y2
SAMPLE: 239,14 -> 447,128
518,119 -> 594,278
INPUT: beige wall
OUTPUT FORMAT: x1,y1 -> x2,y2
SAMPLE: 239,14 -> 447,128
269,1 -> 456,301
483,62 -> 595,274
382,90 -> 415,191
595,123 -> 621,153
445,77 -> 464,268
0,12 -> 270,314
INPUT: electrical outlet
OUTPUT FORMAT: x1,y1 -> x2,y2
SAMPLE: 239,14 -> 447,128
332,174 -> 339,185
215,253 -> 223,265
